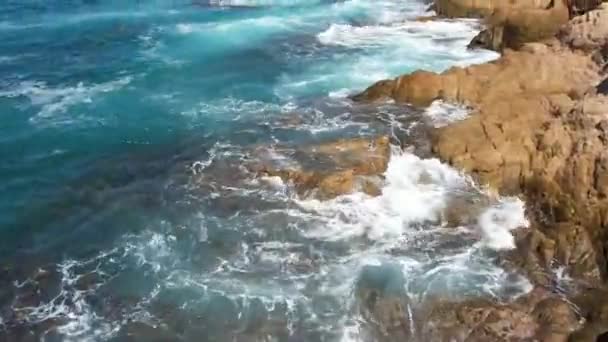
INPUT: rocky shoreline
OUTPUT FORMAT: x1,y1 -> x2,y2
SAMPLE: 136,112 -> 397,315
350,0 -> 608,340
3,1 -> 606,341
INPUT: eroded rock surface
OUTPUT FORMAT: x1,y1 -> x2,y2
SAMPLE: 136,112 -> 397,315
252,136 -> 391,199
419,288 -> 581,341
353,43 -> 597,106
355,4 -> 608,340
434,0 -> 555,18
442,0 -> 605,52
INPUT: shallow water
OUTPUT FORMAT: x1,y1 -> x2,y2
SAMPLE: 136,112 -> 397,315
0,0 -> 529,341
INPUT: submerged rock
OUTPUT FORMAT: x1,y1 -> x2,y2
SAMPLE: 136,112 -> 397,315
252,136 -> 391,199
355,264 -> 412,341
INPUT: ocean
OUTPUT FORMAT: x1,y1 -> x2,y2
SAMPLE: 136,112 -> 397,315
0,1 -> 530,341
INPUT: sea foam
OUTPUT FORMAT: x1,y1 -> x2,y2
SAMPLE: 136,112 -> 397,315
0,77 -> 132,123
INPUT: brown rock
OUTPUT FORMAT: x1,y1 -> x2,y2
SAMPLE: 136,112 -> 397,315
559,4 -> 608,52
550,223 -> 602,284
434,0 -> 554,19
470,2 -> 570,51
419,289 -> 579,341
355,44 -> 597,106
256,136 -> 391,199
353,7 -> 608,339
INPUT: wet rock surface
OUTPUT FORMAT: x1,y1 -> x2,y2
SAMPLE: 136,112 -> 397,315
250,136 -> 392,199
354,42 -> 597,106
434,0 -> 555,19
559,4 -> 608,51
418,287 -> 581,341
353,3 -> 608,341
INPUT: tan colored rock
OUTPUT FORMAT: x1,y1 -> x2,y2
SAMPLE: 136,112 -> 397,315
255,136 -> 391,199
510,221 -> 602,287
354,44 -> 597,106
307,136 -> 391,176
509,228 -> 557,286
419,288 -> 580,341
469,2 -> 570,51
354,8 -> 608,338
434,0 -> 554,18
550,223 -> 602,284
434,0 -> 604,52
559,4 -> 608,51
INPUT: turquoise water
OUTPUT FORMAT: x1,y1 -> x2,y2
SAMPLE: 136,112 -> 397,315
0,1 -> 511,341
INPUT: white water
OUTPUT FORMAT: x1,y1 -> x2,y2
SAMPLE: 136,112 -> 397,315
10,144 -> 532,340
424,99 -> 472,127
2,0 -> 520,340
0,77 -> 132,124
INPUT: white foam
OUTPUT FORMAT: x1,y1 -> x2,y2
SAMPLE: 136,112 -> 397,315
478,198 -> 529,250
15,149 -> 530,341
279,17 -> 498,98
260,175 -> 287,190
317,19 -> 494,52
339,320 -> 363,342
175,16 -> 292,36
298,148 -> 468,241
0,76 -> 132,122
0,55 -> 21,64
318,23 -> 413,47
10,249 -> 124,342
328,88 -> 352,99
181,98 -> 287,119
425,100 -> 472,127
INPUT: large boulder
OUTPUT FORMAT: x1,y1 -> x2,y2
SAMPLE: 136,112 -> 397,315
469,1 -> 570,51
468,1 -> 608,52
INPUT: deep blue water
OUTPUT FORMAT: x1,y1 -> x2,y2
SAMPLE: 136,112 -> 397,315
0,1 -> 510,341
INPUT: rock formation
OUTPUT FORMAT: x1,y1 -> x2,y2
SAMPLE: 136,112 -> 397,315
468,4 -> 570,51
355,3 -> 608,340
442,0 -> 606,52
251,136 -> 391,199
353,43 -> 598,107
434,0 -> 555,18
420,288 -> 581,341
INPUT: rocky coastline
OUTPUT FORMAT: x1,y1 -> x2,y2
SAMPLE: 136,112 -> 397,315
350,0 -> 608,340
3,1 -> 607,341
